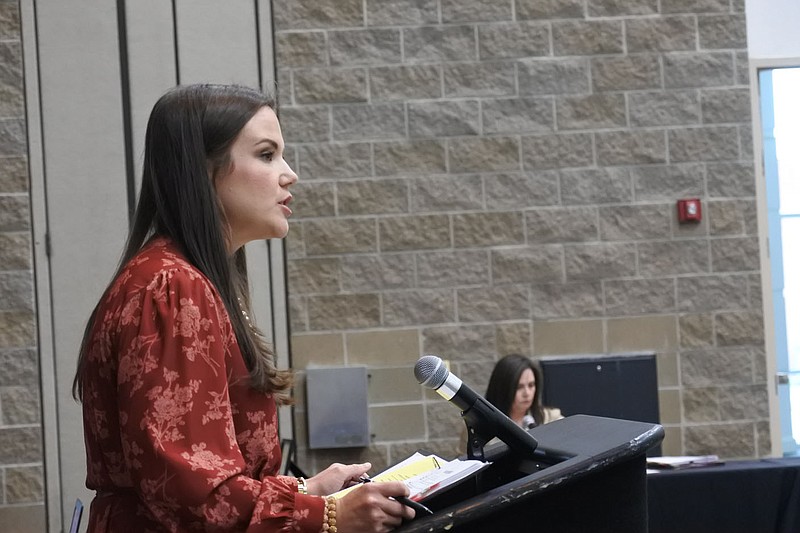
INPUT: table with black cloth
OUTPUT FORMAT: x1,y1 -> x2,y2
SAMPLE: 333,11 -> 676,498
647,457 -> 800,533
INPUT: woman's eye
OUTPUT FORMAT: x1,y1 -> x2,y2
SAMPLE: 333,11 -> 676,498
260,151 -> 275,162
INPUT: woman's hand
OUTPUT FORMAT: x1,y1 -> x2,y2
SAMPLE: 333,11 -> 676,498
305,462 -> 371,496
336,481 -> 416,533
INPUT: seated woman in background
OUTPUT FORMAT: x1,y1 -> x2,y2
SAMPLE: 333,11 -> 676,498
485,354 -> 563,429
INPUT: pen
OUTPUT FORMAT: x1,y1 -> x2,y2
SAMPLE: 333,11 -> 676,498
357,475 -> 434,516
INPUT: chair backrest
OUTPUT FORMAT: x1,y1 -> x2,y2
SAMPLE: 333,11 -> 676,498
69,498 -> 84,533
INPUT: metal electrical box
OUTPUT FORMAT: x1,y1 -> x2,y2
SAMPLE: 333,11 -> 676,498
306,366 -> 369,449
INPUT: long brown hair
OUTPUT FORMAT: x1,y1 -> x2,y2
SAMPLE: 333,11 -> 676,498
485,354 -> 545,425
73,84 -> 293,403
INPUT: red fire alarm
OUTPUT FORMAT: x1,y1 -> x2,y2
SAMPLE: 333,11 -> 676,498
677,198 -> 702,223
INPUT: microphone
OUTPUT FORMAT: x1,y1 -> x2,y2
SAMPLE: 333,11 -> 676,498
414,355 -> 538,461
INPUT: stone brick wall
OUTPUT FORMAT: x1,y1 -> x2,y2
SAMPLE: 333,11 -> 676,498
275,0 -> 766,470
0,0 -> 46,526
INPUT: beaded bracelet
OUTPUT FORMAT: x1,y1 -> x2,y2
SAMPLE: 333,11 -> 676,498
322,496 -> 338,533
297,477 -> 308,495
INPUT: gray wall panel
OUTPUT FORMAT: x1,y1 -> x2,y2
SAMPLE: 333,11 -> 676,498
35,2 -> 128,530
175,0 -> 260,86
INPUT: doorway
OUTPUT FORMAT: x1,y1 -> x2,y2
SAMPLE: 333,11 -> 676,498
759,66 -> 800,456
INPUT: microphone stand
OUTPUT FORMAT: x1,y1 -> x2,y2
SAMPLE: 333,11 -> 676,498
460,397 -> 539,462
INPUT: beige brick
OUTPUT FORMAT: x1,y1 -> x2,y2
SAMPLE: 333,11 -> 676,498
294,68 -> 368,104
679,314 -> 714,348
478,22 -> 550,60
0,310 -> 34,347
607,315 -> 678,352
1,385 -> 40,424
307,294 -> 381,330
368,367 -> 423,403
683,387 -> 719,422
411,175 -> 483,212
292,333 -> 345,368
370,64 -> 442,101
626,16 -> 696,52
341,254 -> 415,292
366,0 -> 438,26
591,55 -> 662,92
599,204 -> 672,241
442,0 -> 513,22
296,142 -> 372,179
332,103 -> 406,141
0,505 -> 45,533
657,352 -> 679,387
496,322 -> 533,356
443,62 -> 516,98
526,207 -> 599,244
6,465 -> 43,503
0,3 -> 21,40
403,26 -> 477,62
556,94 -> 627,130
329,29 -> 401,66
517,0 -> 584,19
275,31 -> 327,68
379,215 -> 451,252
287,258 -> 340,295
531,282 -> 604,319
303,219 -> 377,255
290,182 -> 335,218
457,285 -> 530,322
685,422 -> 755,458
533,320 -> 604,355
369,404 -> 425,441
422,325 -> 496,361
453,211 -> 524,248
681,346 -> 757,387
659,389 -> 681,424
605,278 -> 677,315
448,136 -> 520,173
522,133 -> 594,170
425,400 -> 464,439
661,425 -> 683,456
347,329 -> 420,366
553,20 -> 623,56
373,139 -> 446,176
589,0 -> 658,15
337,179 -> 408,216
383,289 -> 455,327
273,0 -> 363,29
0,232 -> 31,271
699,14 -> 747,49
418,250 -> 490,288
564,243 -> 636,281
0,156 -> 27,193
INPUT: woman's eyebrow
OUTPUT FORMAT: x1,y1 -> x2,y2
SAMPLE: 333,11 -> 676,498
254,138 -> 279,150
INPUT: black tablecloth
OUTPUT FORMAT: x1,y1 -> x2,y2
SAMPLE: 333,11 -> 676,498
647,458 -> 800,533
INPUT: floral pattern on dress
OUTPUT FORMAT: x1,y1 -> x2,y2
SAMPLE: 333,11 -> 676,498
81,237 -> 325,532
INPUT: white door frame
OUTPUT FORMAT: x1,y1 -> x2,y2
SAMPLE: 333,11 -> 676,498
750,56 -> 800,457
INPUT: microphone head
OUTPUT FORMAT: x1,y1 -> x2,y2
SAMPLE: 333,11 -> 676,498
414,355 -> 449,389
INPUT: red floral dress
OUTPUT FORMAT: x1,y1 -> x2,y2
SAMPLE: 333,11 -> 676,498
81,237 -> 324,532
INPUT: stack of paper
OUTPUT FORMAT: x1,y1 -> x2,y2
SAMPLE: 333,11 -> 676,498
646,455 -> 723,471
331,452 -> 489,501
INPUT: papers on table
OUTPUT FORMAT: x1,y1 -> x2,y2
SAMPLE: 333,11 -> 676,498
646,455 -> 724,473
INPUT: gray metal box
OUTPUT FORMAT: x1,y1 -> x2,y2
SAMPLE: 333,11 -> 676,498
306,366 -> 369,449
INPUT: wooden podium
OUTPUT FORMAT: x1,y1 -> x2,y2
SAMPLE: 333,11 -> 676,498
398,415 -> 663,533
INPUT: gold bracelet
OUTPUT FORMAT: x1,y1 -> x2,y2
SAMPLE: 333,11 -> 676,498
297,477 -> 308,495
321,496 -> 337,533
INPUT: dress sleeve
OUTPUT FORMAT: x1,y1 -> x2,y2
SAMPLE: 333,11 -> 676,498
115,267 -> 324,532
